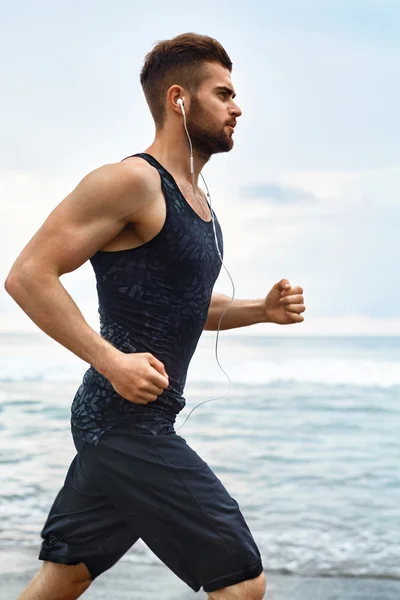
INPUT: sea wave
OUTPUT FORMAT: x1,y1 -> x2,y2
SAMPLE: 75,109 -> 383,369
119,540 -> 400,581
1,356 -> 400,388
0,538 -> 398,581
2,335 -> 400,388
189,358 -> 400,388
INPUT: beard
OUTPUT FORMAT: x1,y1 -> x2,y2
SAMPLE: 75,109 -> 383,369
186,96 -> 234,160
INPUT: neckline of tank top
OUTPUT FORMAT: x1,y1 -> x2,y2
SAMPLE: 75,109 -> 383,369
131,152 -> 215,226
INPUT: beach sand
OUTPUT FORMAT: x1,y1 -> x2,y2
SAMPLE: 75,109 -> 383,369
1,547 -> 399,600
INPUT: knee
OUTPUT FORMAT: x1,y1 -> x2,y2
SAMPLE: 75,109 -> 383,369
248,572 -> 267,599
208,571 -> 267,600
69,569 -> 92,597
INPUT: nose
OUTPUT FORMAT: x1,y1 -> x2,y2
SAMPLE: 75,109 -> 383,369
230,100 -> 242,118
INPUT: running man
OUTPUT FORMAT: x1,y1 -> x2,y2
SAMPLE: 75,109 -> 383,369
5,33 -> 306,600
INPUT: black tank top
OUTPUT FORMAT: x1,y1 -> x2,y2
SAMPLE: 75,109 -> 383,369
71,153 -> 223,444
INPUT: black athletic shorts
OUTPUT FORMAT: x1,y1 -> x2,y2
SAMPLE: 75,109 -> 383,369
39,423 -> 263,593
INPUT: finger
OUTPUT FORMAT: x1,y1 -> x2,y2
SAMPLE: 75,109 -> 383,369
141,392 -> 158,403
144,384 -> 165,396
147,354 -> 169,378
286,312 -> 305,323
285,304 -> 306,314
279,294 -> 304,305
277,278 -> 291,291
151,371 -> 170,389
280,286 -> 303,297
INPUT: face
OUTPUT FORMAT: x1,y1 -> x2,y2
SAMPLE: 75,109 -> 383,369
186,62 -> 242,158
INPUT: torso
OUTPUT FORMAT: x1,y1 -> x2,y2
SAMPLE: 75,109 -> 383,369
100,157 -> 212,253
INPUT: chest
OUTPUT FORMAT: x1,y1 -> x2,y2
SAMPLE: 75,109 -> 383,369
100,182 -> 213,253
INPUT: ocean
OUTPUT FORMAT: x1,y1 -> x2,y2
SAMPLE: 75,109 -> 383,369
1,332 -> 399,599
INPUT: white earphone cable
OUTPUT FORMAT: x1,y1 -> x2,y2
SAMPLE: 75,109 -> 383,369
176,106 -> 236,431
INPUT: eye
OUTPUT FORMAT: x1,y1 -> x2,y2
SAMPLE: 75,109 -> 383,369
219,91 -> 227,99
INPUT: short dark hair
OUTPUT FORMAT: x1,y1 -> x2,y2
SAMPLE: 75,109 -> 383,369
140,32 -> 233,128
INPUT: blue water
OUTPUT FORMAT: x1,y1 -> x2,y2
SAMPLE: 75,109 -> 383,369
0,333 -> 399,579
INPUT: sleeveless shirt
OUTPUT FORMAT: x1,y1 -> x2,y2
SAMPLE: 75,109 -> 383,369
70,153 -> 223,444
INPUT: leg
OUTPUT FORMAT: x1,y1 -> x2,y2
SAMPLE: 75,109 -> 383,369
208,572 -> 267,600
34,446 -> 139,594
18,561 -> 91,600
86,425 -> 264,593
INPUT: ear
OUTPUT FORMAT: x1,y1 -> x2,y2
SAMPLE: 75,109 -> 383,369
167,85 -> 187,115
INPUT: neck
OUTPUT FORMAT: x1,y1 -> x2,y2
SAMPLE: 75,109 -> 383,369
144,125 -> 210,187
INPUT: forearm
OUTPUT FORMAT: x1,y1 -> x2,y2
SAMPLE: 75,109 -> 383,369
204,293 -> 266,331
4,266 -> 119,378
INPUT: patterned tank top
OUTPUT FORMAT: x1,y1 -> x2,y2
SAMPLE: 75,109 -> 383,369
71,153 -> 223,444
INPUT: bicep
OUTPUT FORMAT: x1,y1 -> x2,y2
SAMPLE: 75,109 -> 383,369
21,209 -> 123,276
12,163 -> 148,276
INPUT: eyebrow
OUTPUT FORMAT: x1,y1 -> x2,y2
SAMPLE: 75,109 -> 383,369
215,85 -> 236,99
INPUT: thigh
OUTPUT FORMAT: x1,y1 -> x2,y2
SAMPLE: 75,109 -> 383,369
85,427 -> 263,592
39,445 -> 139,580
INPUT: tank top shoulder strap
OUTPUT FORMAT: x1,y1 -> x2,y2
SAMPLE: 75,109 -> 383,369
121,152 -> 190,217
121,152 -> 169,179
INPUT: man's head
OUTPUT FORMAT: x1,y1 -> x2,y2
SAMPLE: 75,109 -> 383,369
140,32 -> 242,158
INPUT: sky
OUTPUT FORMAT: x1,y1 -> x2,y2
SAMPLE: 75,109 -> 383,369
1,0 -> 399,335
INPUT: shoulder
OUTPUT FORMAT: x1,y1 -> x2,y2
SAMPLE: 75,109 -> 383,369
74,156 -> 161,220
81,157 -> 156,197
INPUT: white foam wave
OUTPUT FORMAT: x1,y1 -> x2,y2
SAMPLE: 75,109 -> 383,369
1,335 -> 400,388
188,357 -> 400,388
1,355 -> 400,388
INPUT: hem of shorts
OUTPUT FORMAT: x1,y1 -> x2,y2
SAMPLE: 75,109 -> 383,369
202,561 -> 264,593
38,551 -> 98,580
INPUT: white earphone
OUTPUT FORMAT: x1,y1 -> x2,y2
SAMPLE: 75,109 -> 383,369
175,94 -> 236,431
177,98 -> 185,115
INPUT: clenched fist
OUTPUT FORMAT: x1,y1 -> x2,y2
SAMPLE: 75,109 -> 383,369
107,352 -> 169,404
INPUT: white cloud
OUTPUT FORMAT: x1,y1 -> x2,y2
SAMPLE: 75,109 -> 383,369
1,1 -> 399,334
3,162 -> 400,333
